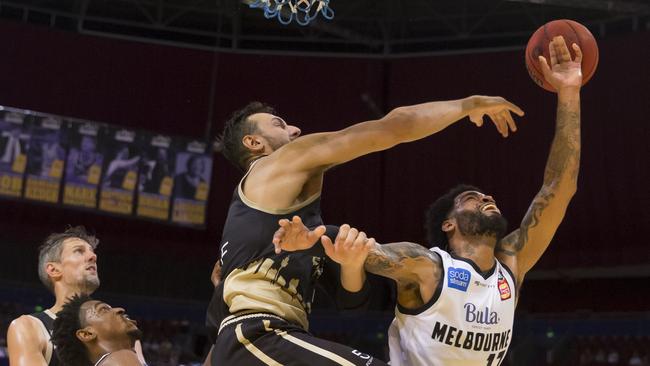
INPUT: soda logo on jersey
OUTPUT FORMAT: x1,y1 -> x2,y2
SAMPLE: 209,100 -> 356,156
497,271 -> 511,301
447,267 -> 471,292
464,303 -> 500,325
431,321 -> 511,353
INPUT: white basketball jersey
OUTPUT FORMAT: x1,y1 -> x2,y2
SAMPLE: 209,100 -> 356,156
388,247 -> 517,366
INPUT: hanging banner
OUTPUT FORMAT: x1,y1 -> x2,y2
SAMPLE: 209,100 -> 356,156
98,128 -> 140,215
171,140 -> 212,226
0,110 -> 29,198
136,134 -> 174,221
62,121 -> 104,208
24,115 -> 67,203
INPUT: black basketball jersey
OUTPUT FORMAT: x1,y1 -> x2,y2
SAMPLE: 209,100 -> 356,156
207,164 -> 370,337
30,311 -> 60,366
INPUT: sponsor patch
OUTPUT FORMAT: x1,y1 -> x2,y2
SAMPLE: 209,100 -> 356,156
497,270 -> 511,300
447,267 -> 471,292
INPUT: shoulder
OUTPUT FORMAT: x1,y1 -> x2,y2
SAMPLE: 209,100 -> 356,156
8,315 -> 43,338
7,315 -> 47,353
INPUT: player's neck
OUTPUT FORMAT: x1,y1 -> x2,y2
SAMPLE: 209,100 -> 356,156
50,285 -> 93,314
450,236 -> 496,272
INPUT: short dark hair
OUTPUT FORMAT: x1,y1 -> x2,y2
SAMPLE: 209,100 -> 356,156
52,293 -> 94,366
425,184 -> 482,249
215,102 -> 276,171
38,226 -> 99,293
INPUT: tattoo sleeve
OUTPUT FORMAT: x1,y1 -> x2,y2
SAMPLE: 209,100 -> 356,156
364,242 -> 441,283
497,94 -> 580,270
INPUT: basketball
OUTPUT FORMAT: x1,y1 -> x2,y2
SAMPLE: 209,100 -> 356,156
525,19 -> 599,92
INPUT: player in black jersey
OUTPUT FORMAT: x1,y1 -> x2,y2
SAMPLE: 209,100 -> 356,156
6,227 -> 146,366
51,294 -> 144,366
209,96 -> 524,365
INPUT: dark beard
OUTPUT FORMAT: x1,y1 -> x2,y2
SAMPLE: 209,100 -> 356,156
127,328 -> 143,341
453,210 -> 508,242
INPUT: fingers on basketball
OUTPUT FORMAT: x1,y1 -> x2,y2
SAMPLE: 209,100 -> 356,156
572,43 -> 583,64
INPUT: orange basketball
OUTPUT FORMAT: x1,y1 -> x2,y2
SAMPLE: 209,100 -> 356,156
525,19 -> 599,92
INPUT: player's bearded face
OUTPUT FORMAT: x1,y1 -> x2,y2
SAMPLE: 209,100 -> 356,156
452,209 -> 508,242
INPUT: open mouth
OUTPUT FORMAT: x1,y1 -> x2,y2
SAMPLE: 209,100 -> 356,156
86,265 -> 97,272
480,203 -> 499,213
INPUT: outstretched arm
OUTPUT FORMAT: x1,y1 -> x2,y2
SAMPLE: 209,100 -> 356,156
497,36 -> 582,283
272,219 -> 441,309
272,217 -> 370,292
274,96 -> 524,173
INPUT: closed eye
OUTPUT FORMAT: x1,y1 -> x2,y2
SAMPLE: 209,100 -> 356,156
272,118 -> 287,129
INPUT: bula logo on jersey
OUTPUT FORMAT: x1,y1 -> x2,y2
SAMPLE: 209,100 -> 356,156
464,303 -> 500,325
447,267 -> 471,292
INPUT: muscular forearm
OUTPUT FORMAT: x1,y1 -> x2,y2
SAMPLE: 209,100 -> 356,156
543,89 -> 581,191
496,88 -> 581,274
364,242 -> 437,282
387,97 -> 477,142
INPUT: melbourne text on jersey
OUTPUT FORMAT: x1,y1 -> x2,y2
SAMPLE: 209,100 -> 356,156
431,321 -> 511,352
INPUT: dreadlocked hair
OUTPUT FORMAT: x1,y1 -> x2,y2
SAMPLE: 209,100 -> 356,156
424,184 -> 482,250
52,293 -> 94,366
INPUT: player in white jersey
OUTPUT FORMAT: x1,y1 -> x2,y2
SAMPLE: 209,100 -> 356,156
273,36 -> 582,366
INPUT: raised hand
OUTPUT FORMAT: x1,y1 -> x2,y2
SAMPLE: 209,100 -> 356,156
272,215 -> 326,254
320,224 -> 375,269
538,36 -> 583,92
466,96 -> 525,138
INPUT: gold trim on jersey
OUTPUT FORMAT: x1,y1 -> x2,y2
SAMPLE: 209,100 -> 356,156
219,312 -> 285,335
272,329 -> 357,366
235,324 -> 283,366
224,257 -> 309,330
237,158 -> 321,215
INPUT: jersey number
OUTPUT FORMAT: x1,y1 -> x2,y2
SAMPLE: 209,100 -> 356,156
486,351 -> 505,366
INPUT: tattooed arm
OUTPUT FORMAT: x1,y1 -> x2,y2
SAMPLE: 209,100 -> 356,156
272,217 -> 442,310
365,242 -> 443,310
496,36 -> 582,284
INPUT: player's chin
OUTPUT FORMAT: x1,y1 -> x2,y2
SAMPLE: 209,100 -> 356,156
127,327 -> 144,340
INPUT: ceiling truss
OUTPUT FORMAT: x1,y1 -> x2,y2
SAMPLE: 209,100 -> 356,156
1,0 -> 648,57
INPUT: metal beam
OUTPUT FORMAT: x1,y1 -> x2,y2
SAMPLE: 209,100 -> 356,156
504,0 -> 650,13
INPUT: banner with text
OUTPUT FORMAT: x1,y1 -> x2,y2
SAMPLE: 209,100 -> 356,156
171,140 -> 212,226
24,115 -> 67,203
0,105 -> 213,228
0,110 -> 29,198
136,134 -> 175,221
62,121 -> 104,209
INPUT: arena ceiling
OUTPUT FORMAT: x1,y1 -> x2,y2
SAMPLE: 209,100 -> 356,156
2,0 -> 649,56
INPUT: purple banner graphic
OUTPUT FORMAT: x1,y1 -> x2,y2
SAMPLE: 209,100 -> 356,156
171,140 -> 212,226
0,110 -> 29,198
136,134 -> 175,220
98,128 -> 140,215
24,115 -> 67,203
62,121 -> 104,208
